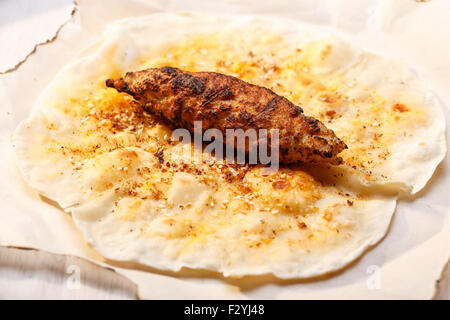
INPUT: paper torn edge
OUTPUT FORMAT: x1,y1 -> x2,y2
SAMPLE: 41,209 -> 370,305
433,257 -> 450,299
0,1 -> 78,75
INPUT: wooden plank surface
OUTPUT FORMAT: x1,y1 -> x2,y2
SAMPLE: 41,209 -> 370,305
0,247 -> 137,299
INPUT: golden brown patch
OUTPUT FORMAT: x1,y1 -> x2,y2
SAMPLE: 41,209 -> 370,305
392,103 -> 409,113
120,150 -> 138,158
321,44 -> 333,61
319,93 -> 338,103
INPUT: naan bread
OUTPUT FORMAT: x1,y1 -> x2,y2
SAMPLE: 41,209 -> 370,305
12,13 -> 445,278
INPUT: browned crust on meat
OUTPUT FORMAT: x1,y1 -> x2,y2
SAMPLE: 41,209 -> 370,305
106,67 -> 347,164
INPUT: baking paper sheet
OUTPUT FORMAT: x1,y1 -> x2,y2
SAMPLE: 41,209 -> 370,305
0,0 -> 449,299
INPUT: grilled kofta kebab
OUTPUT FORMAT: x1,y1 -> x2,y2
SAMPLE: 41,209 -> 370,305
106,66 -> 347,164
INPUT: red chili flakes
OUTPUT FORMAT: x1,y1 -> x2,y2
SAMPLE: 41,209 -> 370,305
347,200 -> 354,206
297,221 -> 307,229
392,103 -> 408,113
325,110 -> 336,118
154,149 -> 164,164
272,180 -> 290,190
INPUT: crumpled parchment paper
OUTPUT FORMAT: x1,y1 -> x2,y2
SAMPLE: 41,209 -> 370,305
0,0 -> 449,299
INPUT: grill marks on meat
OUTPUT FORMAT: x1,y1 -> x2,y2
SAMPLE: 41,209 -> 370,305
106,67 -> 347,164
